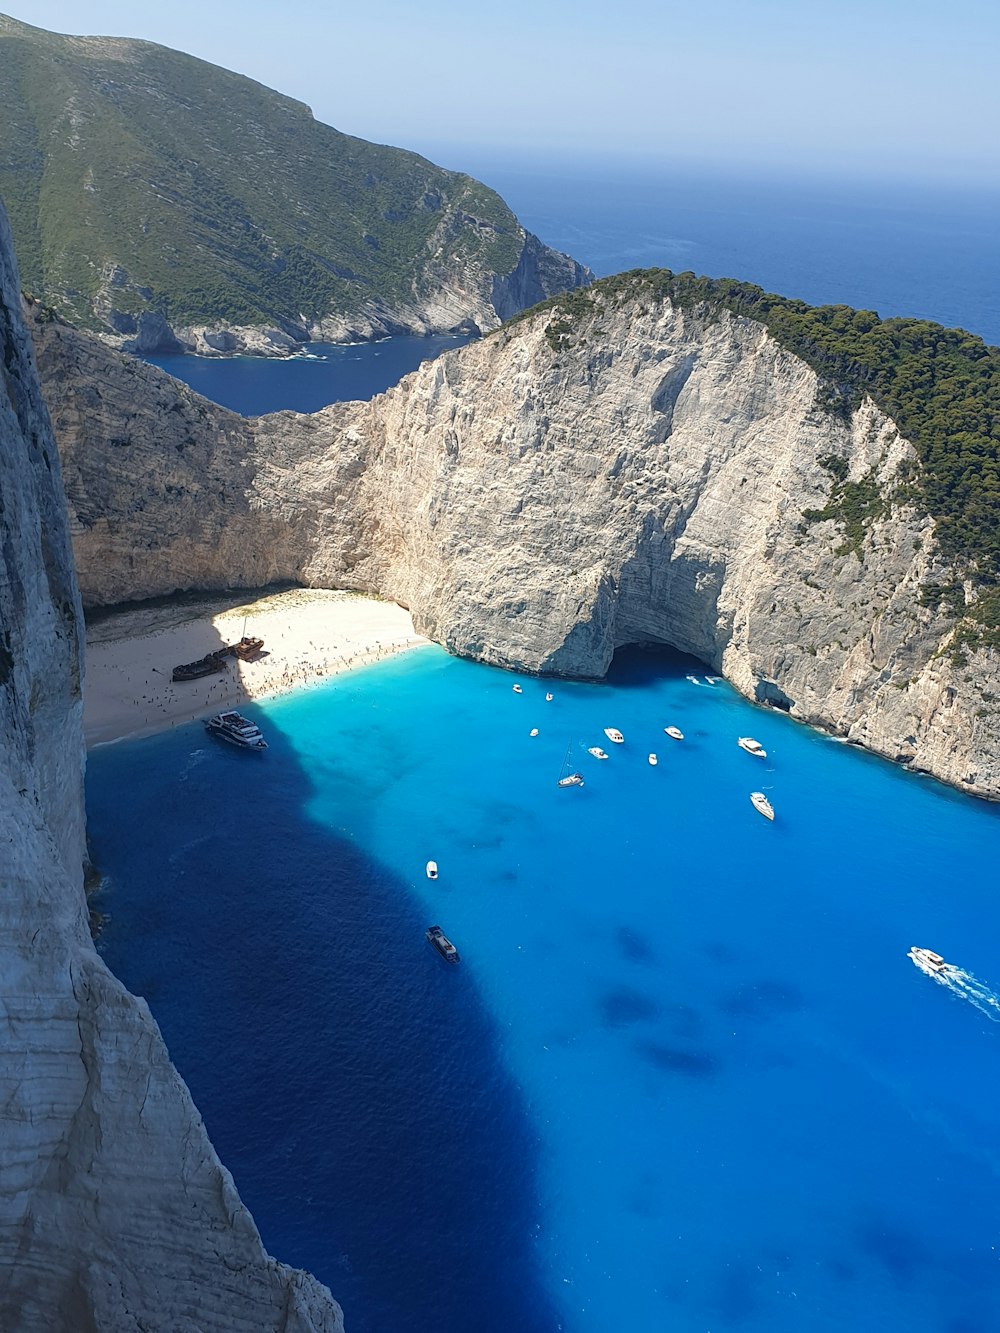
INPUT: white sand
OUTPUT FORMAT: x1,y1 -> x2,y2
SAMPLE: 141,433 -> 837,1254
84,588 -> 430,748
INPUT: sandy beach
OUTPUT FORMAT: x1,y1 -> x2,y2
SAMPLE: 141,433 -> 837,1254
84,588 -> 430,747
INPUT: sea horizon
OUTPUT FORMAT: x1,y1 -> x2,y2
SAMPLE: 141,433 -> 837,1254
147,158 -> 1000,421
104,155 -> 1000,1332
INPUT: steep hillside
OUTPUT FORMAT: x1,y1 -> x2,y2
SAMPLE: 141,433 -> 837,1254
0,202 -> 342,1332
0,14 -> 589,351
29,275 -> 1000,799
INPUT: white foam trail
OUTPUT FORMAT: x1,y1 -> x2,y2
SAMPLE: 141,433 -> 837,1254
931,967 -> 1000,1022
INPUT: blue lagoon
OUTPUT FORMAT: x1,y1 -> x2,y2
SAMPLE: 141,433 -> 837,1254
89,646 -> 1000,1332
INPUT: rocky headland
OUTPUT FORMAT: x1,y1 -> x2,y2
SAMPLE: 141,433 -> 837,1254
29,276 -> 1000,799
0,207 -> 343,1331
0,15 -> 591,356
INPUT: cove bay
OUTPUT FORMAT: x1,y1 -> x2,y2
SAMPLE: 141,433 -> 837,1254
95,167 -> 1000,1331
90,646 -> 1000,1332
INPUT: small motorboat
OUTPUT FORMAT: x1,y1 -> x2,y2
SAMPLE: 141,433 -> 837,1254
686,674 -> 702,685
557,772 -> 585,788
427,925 -> 460,963
750,791 -> 775,821
604,727 -> 625,744
588,746 -> 609,760
529,728 -> 539,737
545,692 -> 554,701
738,736 -> 767,758
664,726 -> 684,741
706,675 -> 721,684
512,684 -> 523,694
908,947 -> 952,977
648,753 -> 658,766
426,861 -> 438,880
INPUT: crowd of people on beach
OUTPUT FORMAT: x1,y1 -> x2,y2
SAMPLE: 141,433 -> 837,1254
93,622 -> 426,739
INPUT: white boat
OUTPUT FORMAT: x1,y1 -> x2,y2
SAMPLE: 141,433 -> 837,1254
426,861 -> 439,880
750,791 -> 774,821
686,674 -> 702,685
737,736 -> 767,758
648,753 -> 658,766
664,726 -> 684,741
557,772 -> 585,788
706,675 -> 721,684
908,947 -> 952,977
588,746 -> 609,760
545,692 -> 554,701
529,728 -> 539,737
203,711 -> 268,750
512,684 -> 523,694
604,727 -> 625,744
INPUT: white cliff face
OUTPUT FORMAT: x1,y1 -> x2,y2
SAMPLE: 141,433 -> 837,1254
30,293 -> 1000,799
0,215 -> 343,1332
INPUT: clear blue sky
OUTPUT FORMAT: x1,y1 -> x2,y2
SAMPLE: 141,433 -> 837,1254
7,1 -> 1000,185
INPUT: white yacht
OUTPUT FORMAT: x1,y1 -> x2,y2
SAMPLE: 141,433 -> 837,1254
588,746 -> 609,760
604,727 -> 625,744
908,947 -> 952,977
545,692 -> 554,701
750,791 -> 774,821
529,728 -> 539,737
664,726 -> 684,741
648,753 -> 658,766
557,772 -> 585,788
204,711 -> 268,750
426,861 -> 439,880
738,737 -> 767,758
686,674 -> 702,685
512,684 -> 523,694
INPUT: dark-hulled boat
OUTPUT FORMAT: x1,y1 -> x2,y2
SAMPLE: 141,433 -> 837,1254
231,636 -> 264,660
172,651 -> 228,682
426,925 -> 460,963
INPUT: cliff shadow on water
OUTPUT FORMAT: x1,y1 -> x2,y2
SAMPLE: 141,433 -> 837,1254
87,697 -> 561,1333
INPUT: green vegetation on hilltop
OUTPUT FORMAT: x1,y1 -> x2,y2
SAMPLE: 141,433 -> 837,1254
519,269 -> 1000,643
0,15 -> 531,331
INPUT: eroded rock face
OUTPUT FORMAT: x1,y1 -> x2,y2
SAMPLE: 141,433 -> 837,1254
30,291 -> 1000,799
113,230 -> 593,359
0,211 -> 343,1332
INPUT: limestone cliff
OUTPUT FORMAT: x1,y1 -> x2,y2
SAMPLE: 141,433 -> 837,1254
0,211 -> 343,1330
29,288 -> 1000,800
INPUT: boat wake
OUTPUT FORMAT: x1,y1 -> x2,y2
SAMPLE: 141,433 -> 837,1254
927,966 -> 1000,1022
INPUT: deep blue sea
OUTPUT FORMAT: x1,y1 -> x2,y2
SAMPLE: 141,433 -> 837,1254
98,162 -> 1000,1330
458,155 -> 1000,349
146,333 -> 472,416
90,649 -> 1000,1332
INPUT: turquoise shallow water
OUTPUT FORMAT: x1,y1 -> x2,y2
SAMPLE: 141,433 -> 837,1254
89,646 -> 1000,1332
